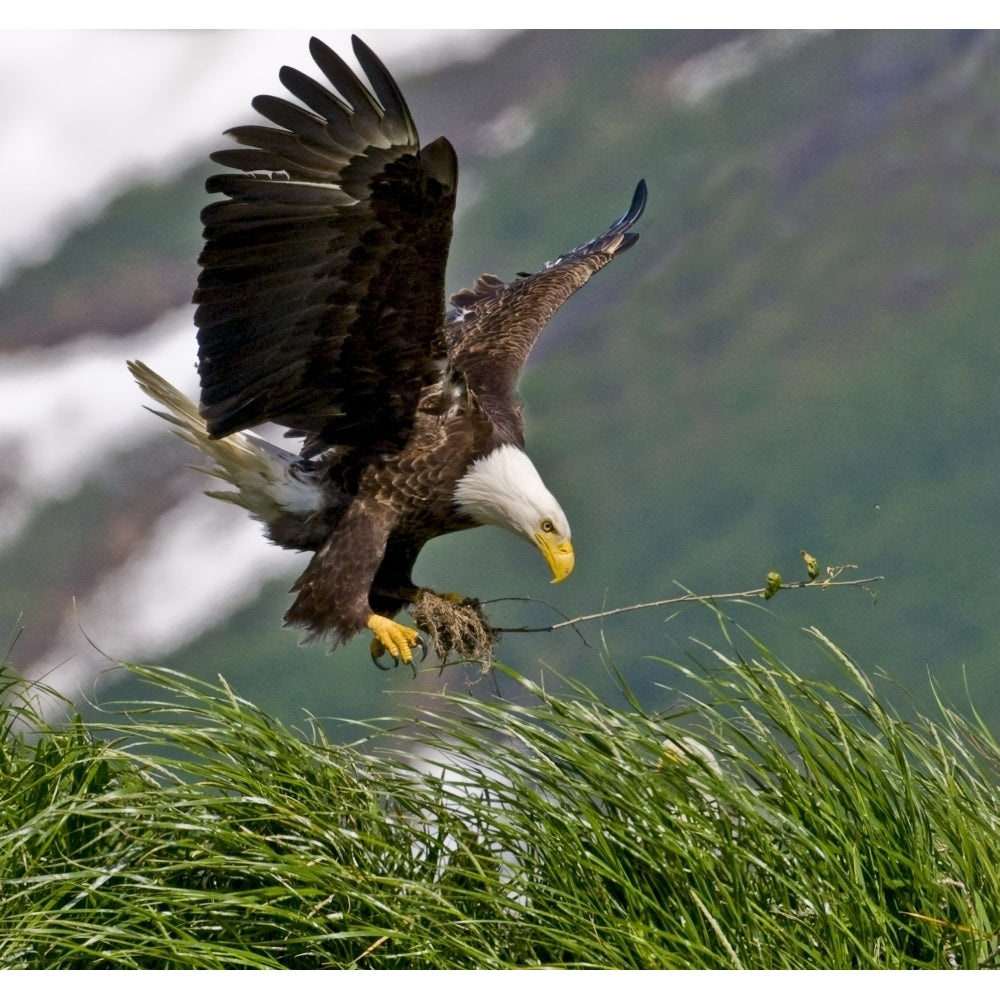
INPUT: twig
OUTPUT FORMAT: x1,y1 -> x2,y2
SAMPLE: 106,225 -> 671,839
492,575 -> 884,636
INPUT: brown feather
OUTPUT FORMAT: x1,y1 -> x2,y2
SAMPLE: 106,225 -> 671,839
446,180 -> 646,441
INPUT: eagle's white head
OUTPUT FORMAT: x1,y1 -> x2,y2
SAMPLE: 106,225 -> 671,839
453,444 -> 574,582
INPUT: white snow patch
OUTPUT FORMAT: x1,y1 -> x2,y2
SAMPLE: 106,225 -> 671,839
0,308 -> 198,549
79,494 -> 295,655
24,491 -> 303,697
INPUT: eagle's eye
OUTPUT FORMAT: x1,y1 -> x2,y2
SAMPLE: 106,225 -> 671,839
541,519 -> 555,533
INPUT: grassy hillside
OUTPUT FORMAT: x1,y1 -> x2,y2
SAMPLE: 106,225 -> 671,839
4,625 -> 1000,969
2,30 -> 999,731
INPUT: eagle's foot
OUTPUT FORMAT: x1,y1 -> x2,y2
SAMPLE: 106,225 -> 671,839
368,614 -> 427,671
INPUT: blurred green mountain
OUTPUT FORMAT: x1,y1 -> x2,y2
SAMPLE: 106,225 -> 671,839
3,30 -> 998,728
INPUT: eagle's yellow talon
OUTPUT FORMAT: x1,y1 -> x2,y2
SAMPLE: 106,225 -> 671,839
367,614 -> 423,669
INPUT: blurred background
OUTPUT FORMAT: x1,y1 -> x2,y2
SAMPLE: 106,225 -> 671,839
2,29 -> 998,733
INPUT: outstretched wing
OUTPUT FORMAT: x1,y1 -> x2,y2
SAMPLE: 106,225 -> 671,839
446,180 -> 646,442
194,35 -> 458,456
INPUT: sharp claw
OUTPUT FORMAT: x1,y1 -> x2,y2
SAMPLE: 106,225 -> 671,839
370,636 -> 427,674
371,645 -> 394,671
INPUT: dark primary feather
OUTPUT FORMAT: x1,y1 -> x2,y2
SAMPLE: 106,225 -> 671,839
194,35 -> 457,457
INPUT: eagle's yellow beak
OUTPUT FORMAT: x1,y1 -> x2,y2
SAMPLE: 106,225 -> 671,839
534,531 -> 575,583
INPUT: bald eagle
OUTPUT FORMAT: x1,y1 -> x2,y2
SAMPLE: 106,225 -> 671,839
129,35 -> 645,666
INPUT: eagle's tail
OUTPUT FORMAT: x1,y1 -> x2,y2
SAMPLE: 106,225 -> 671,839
127,360 -> 323,532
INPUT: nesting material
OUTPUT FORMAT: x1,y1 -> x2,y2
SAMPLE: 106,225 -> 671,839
411,591 -> 499,665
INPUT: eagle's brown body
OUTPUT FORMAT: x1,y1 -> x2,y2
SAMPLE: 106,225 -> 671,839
132,35 -> 644,663
286,384 -> 490,643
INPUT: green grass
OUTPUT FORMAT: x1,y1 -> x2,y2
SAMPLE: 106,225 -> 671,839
2,618 -> 999,969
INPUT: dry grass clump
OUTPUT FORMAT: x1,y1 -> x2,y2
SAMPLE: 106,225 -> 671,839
411,590 -> 498,664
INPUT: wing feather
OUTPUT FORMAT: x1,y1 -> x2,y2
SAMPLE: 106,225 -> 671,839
446,179 -> 646,440
195,35 -> 457,457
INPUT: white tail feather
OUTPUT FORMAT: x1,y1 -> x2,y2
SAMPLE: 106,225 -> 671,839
127,360 -> 322,524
